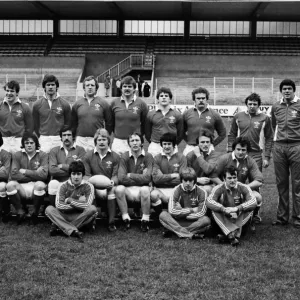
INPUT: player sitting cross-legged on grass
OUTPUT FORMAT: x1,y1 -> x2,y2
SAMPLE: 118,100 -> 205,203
151,133 -> 187,212
159,167 -> 211,239
45,160 -> 97,241
114,132 -> 155,232
206,165 -> 257,247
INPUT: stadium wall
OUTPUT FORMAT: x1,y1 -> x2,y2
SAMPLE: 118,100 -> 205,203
155,55 -> 300,78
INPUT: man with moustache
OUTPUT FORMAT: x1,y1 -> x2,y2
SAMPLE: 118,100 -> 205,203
72,76 -> 113,151
110,76 -> 148,155
32,74 -> 71,153
0,80 -> 33,153
48,125 -> 86,206
183,87 -> 226,156
271,79 -> 300,228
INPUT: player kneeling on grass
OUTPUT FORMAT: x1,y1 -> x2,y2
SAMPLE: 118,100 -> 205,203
159,167 -> 211,239
6,133 -> 48,225
115,132 -> 155,232
45,161 -> 97,240
206,165 -> 257,247
83,129 -> 120,232
151,133 -> 187,211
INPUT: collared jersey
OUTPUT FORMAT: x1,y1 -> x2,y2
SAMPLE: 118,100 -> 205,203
118,151 -> 153,186
71,96 -> 113,137
169,184 -> 207,218
32,96 -> 71,136
215,152 -> 263,184
186,149 -> 219,178
10,150 -> 48,183
206,182 -> 257,213
145,108 -> 184,144
0,100 -> 33,137
0,149 -> 11,182
183,106 -> 226,146
227,111 -> 273,158
49,144 -> 86,182
110,97 -> 148,139
152,152 -> 187,188
56,179 -> 94,212
271,96 -> 300,144
83,149 -> 120,185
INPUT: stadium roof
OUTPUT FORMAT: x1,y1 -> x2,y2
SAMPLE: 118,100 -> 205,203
1,1 -> 300,21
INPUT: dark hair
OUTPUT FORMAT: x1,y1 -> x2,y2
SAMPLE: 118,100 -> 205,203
232,136 -> 251,151
156,87 -> 173,100
196,129 -> 214,144
83,75 -> 99,91
245,93 -> 261,107
68,160 -> 85,177
21,132 -> 40,150
4,80 -> 20,94
94,128 -> 111,146
59,125 -> 75,139
279,79 -> 296,92
0,131 -> 3,147
120,76 -> 137,90
192,87 -> 209,101
127,132 -> 144,147
160,133 -> 177,147
180,167 -> 197,183
223,165 -> 238,180
42,74 -> 59,89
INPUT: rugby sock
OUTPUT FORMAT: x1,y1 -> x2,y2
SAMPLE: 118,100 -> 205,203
141,214 -> 150,222
122,213 -> 131,221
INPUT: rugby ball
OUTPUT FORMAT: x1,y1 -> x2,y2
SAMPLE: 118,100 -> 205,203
88,175 -> 112,189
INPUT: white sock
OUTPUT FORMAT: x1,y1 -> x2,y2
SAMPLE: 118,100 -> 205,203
142,214 -> 150,222
122,213 -> 131,221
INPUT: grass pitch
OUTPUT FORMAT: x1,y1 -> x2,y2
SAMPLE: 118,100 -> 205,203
1,119 -> 300,300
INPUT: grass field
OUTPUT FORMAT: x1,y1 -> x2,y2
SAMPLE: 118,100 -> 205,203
1,119 -> 300,300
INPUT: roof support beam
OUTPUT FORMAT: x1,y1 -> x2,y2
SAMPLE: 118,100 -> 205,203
30,1 -> 57,19
251,2 -> 269,19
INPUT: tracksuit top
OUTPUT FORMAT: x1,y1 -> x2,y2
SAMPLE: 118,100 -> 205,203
152,152 -> 187,188
83,148 -> 120,185
183,106 -> 226,146
227,111 -> 273,158
215,152 -> 263,184
271,96 -> 300,144
71,96 -> 113,137
10,150 -> 48,183
169,184 -> 207,219
49,144 -> 86,182
118,150 -> 153,186
0,99 -> 33,137
186,148 -> 219,178
110,97 -> 148,139
145,108 -> 184,144
32,96 -> 71,136
206,182 -> 257,213
56,179 -> 94,212
0,149 -> 11,182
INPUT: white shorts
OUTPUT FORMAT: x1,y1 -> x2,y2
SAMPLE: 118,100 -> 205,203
39,135 -> 61,153
147,142 -> 162,157
158,188 -> 174,200
183,144 -> 197,156
2,137 -> 22,153
111,138 -> 130,155
76,136 -> 95,152
48,180 -> 63,196
20,182 -> 35,199
126,186 -> 150,203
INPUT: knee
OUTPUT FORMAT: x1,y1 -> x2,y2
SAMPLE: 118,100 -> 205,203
0,182 -> 7,193
48,180 -> 60,196
254,192 -> 262,206
115,185 -> 126,197
45,205 -> 55,216
140,186 -> 150,198
6,181 -> 19,193
150,190 -> 160,201
85,205 -> 98,215
34,181 -> 46,192
202,216 -> 211,226
159,210 -> 170,221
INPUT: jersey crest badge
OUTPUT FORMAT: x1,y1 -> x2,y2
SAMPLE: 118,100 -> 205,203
132,107 -> 139,114
72,155 -> 78,161
16,110 -> 22,117
253,121 -> 260,129
56,106 -> 63,114
34,161 -> 40,169
173,163 -> 179,172
139,163 -> 145,171
206,116 -> 211,123
291,110 -> 298,118
95,104 -> 100,111
234,195 -> 241,205
106,161 -> 112,168
241,167 -> 248,175
169,116 -> 175,124
190,197 -> 198,206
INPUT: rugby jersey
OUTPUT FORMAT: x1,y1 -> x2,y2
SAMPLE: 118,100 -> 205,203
145,107 -> 184,144
83,148 -> 120,185
0,99 -> 33,137
227,111 -> 273,158
0,149 -> 11,182
49,144 -> 86,182
183,106 -> 226,146
110,97 -> 148,139
56,179 -> 94,212
169,184 -> 207,218
10,149 -> 48,183
71,96 -> 113,137
118,150 -> 153,186
152,152 -> 187,188
32,96 -> 71,136
206,182 -> 257,213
